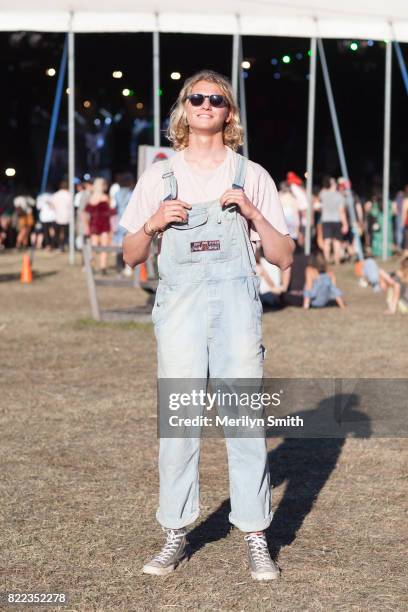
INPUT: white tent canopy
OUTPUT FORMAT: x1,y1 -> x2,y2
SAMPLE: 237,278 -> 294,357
1,1 -> 408,41
2,1 -> 402,262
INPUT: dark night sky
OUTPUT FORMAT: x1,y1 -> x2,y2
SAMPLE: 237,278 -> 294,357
2,31 -> 408,198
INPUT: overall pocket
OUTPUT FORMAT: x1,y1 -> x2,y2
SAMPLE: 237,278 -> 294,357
169,208 -> 208,231
190,207 -> 240,264
169,208 -> 209,264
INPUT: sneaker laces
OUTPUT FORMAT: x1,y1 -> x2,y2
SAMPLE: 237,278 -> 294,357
244,533 -> 273,568
154,529 -> 185,565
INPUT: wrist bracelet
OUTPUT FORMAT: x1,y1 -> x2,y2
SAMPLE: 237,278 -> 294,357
143,220 -> 157,237
148,219 -> 158,234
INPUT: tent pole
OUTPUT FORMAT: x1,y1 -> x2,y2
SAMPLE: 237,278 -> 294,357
232,32 -> 239,99
153,29 -> 160,147
40,35 -> 68,195
393,40 -> 408,95
239,37 -> 248,158
305,37 -> 317,256
382,39 -> 392,261
317,38 -> 364,261
68,14 -> 75,265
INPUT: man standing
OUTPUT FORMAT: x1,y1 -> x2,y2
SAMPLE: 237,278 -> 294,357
51,180 -> 72,252
120,71 -> 294,580
319,177 -> 348,265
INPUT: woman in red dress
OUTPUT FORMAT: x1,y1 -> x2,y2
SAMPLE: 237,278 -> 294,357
83,178 -> 114,274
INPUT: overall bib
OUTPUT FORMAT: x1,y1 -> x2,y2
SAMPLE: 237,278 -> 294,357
153,153 -> 272,532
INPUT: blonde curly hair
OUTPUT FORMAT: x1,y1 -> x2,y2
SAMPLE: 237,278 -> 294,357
166,70 -> 244,151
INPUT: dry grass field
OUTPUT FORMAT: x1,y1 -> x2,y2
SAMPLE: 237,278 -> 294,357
0,249 -> 407,611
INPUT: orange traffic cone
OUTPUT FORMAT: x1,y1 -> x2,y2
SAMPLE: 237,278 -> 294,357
354,260 -> 363,278
139,262 -> 148,282
20,254 -> 33,284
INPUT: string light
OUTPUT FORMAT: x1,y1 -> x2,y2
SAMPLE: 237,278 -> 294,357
170,72 -> 181,80
282,55 -> 291,64
273,72 -> 281,80
136,102 -> 144,109
5,168 -> 16,177
308,49 -> 312,57
46,68 -> 56,77
122,88 -> 134,97
112,71 -> 123,79
83,100 -> 91,108
296,53 -> 303,60
350,42 -> 359,51
241,60 -> 251,69
271,58 -> 278,65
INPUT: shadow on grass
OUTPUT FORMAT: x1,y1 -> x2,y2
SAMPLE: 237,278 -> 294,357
0,271 -> 58,283
188,393 -> 371,561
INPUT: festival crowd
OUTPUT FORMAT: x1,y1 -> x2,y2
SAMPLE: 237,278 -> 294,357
1,170 -> 407,314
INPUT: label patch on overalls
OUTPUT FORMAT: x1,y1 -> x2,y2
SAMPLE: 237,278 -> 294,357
190,240 -> 220,252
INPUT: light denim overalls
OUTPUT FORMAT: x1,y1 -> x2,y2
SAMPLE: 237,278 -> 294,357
152,152 -> 272,532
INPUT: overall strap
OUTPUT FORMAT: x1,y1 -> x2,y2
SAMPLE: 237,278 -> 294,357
232,153 -> 248,190
161,159 -> 178,201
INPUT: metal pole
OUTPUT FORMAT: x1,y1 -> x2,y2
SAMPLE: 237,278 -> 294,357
68,15 -> 75,265
305,37 -> 317,256
382,40 -> 392,261
317,38 -> 364,261
40,36 -> 68,194
232,32 -> 240,99
153,29 -> 160,147
393,40 -> 408,95
239,37 -> 249,158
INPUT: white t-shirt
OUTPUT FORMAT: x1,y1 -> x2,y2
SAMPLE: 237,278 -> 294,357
259,257 -> 282,294
119,146 -> 288,242
290,183 -> 308,227
51,189 -> 72,225
279,191 -> 300,240
14,195 -> 35,213
36,193 -> 55,223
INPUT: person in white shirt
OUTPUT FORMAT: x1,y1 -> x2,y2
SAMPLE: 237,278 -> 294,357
287,171 -> 309,247
50,181 -> 72,252
278,181 -> 301,242
36,192 -> 56,250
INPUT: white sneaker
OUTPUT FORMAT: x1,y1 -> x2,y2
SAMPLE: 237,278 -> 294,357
244,532 -> 280,581
122,265 -> 133,278
142,528 -> 187,576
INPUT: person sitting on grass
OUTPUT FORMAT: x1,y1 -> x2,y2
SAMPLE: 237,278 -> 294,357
303,251 -> 346,309
379,257 -> 408,315
354,256 -> 381,292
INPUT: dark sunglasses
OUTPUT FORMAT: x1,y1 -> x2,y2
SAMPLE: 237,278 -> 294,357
186,93 -> 228,108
